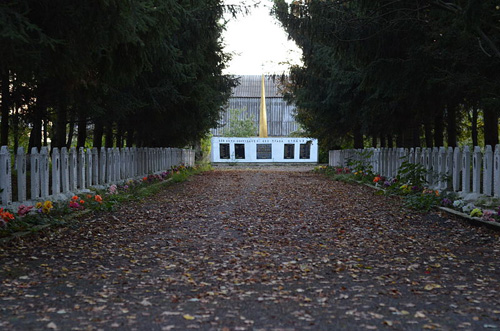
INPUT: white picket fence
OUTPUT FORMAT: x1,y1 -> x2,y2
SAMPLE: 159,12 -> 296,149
329,145 -> 500,198
0,146 -> 195,207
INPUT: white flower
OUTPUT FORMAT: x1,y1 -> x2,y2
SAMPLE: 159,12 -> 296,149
462,203 -> 475,214
452,200 -> 464,208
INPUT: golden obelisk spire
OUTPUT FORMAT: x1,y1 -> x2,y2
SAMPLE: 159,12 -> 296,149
259,74 -> 268,138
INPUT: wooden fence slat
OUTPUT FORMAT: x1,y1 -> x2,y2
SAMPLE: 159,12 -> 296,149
0,146 -> 195,207
17,147 -> 26,202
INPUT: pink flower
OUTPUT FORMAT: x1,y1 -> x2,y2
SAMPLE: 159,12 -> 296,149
17,205 -> 33,216
108,184 -> 118,195
69,201 -> 82,210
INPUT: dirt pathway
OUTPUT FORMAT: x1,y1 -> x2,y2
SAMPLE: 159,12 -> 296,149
1,168 -> 499,330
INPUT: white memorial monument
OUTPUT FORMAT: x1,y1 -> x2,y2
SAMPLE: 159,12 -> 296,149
211,75 -> 318,164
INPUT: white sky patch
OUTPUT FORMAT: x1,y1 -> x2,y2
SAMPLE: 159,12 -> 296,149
222,0 -> 302,75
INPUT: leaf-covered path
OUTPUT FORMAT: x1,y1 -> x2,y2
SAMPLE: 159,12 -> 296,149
1,168 -> 499,330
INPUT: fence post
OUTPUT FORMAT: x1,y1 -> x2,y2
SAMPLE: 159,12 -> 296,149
484,145 -> 493,196
69,147 -> 78,192
61,147 -> 69,194
494,145 -> 500,197
422,148 -> 431,184
92,148 -> 99,186
445,147 -> 453,190
51,148 -> 61,195
166,148 -> 171,169
395,148 -> 404,173
154,148 -> 159,172
86,149 -> 92,187
429,147 -> 439,187
462,146 -> 471,194
472,146 -> 482,194
149,148 -> 153,172
0,147 -> 12,205
17,147 -> 27,202
121,148 -> 127,180
137,148 -> 143,175
114,147 -> 122,181
30,147 -> 40,200
40,147 -> 49,198
373,149 -> 380,174
99,147 -> 106,184
130,147 -> 136,177
414,147 -> 421,166
408,148 -> 415,164
452,147 -> 461,192
77,147 -> 85,189
173,148 -> 178,167
161,148 -> 166,170
437,147 -> 446,190
106,148 -> 113,183
420,147 -> 427,168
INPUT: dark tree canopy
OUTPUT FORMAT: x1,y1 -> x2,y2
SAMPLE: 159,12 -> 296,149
273,0 -> 500,149
0,0 -> 238,149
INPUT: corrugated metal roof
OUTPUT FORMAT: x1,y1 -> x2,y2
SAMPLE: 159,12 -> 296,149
232,75 -> 284,98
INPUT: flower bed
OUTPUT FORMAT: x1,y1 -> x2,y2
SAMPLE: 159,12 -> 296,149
314,164 -> 500,226
0,164 -> 203,240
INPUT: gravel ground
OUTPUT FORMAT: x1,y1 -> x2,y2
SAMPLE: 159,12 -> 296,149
0,168 -> 499,330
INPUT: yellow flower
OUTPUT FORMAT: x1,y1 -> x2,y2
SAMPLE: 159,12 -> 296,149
35,202 -> 42,209
42,200 -> 53,213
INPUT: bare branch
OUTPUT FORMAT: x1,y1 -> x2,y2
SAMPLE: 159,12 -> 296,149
476,27 -> 500,58
477,37 -> 493,57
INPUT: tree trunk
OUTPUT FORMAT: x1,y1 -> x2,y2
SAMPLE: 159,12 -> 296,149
1,71 -> 10,146
396,126 -> 404,148
13,106 -> 19,155
424,115 -> 433,148
483,107 -> 499,146
469,108 -> 479,147
126,129 -> 134,147
387,135 -> 393,148
446,105 -> 457,148
77,113 -> 87,148
116,124 -> 124,148
66,111 -> 75,148
380,133 -> 386,148
53,105 -> 67,148
434,109 -> 444,147
402,124 -> 414,148
28,89 -> 44,151
353,125 -> 363,149
93,121 -> 103,149
43,119 -> 48,146
105,122 -> 113,148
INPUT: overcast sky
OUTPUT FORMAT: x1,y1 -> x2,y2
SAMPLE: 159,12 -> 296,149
222,0 -> 302,75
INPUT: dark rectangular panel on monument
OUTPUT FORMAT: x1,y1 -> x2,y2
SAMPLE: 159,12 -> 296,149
235,144 -> 245,159
256,144 -> 272,159
220,143 -> 230,159
284,144 -> 295,159
300,143 -> 311,159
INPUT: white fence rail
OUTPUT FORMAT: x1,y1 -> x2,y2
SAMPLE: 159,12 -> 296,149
329,146 -> 500,198
0,146 -> 195,207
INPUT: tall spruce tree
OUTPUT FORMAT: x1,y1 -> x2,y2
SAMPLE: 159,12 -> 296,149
274,0 -> 500,148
